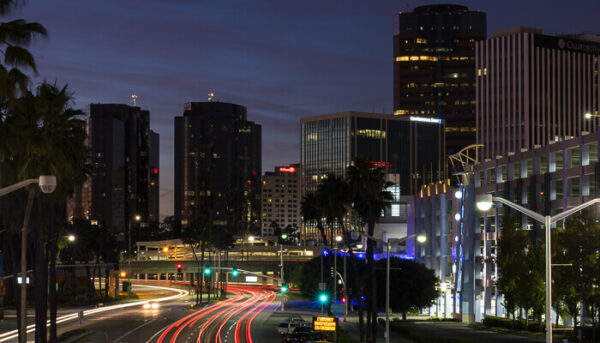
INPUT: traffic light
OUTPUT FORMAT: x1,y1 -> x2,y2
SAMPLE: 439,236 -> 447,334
176,263 -> 183,273
319,293 -> 328,304
232,267 -> 239,277
203,266 -> 211,276
281,284 -> 288,293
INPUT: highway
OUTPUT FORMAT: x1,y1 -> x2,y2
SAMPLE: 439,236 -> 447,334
0,283 -> 278,343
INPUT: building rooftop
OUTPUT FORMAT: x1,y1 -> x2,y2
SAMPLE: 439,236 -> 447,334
491,26 -> 542,39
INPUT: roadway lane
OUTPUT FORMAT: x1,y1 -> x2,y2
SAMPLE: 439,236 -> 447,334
154,285 -> 276,343
0,284 -> 189,343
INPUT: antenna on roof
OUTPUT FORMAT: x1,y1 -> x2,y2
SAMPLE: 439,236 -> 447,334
208,92 -> 215,102
130,94 -> 138,107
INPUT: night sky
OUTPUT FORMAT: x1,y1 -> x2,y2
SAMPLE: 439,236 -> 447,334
15,0 -> 599,218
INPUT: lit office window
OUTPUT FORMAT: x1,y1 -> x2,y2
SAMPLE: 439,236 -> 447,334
391,204 -> 400,217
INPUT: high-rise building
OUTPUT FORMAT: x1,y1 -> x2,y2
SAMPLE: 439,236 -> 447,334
174,101 -> 261,235
394,4 -> 486,155
476,27 -> 600,160
261,164 -> 301,237
300,111 -> 445,242
148,130 -> 160,228
69,104 -> 158,237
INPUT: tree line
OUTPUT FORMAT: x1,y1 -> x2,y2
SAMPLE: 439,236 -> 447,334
299,158 -> 438,343
497,211 -> 600,340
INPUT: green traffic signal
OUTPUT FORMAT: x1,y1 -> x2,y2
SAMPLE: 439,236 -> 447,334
281,285 -> 288,293
319,293 -> 328,303
281,233 -> 288,240
232,268 -> 239,277
203,266 -> 211,275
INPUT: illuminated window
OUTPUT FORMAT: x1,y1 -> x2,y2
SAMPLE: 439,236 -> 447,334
394,110 -> 408,115
391,204 -> 400,217
416,37 -> 427,44
307,133 -> 318,141
395,56 -> 409,62
356,129 -> 386,139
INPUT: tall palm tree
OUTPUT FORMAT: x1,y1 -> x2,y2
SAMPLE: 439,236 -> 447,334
300,192 -> 328,245
0,0 -> 47,99
8,82 -> 87,343
347,158 -> 393,343
316,174 -> 349,247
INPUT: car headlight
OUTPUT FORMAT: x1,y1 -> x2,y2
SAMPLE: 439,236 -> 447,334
151,302 -> 159,309
143,303 -> 151,309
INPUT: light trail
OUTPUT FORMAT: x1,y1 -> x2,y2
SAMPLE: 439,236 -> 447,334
0,284 -> 188,343
158,289 -> 245,343
244,291 -> 276,343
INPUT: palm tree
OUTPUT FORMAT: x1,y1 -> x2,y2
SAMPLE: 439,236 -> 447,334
0,0 -> 47,99
8,82 -> 87,343
300,192 -> 328,244
347,158 -> 393,343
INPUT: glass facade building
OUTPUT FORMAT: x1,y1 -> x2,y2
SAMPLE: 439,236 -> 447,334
394,4 -> 486,155
174,102 -> 261,237
300,111 -> 446,242
67,104 -> 159,237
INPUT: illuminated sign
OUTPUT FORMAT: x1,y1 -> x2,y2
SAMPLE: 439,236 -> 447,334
245,276 -> 258,283
279,166 -> 296,173
313,316 -> 337,332
366,160 -> 393,168
410,116 -> 442,124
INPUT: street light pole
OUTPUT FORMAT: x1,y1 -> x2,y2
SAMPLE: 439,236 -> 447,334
363,232 -> 427,343
476,194 -> 600,343
0,176 -> 56,343
280,240 -> 285,311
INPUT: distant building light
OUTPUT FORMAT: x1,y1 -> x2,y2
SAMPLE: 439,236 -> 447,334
410,116 -> 442,124
279,166 -> 296,173
152,168 -> 158,174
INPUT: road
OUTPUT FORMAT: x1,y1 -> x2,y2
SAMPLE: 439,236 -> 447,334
155,285 -> 277,343
0,283 -> 279,343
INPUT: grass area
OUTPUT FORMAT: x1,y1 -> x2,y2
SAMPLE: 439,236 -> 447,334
336,328 -> 359,343
390,322 -> 479,343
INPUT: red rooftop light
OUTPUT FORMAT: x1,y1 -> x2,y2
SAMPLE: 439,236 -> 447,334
152,168 -> 158,174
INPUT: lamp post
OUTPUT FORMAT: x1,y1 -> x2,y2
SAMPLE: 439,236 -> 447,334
127,214 -> 141,295
363,232 -> 427,343
280,233 -> 287,311
334,235 -> 342,307
476,194 -> 600,343
0,175 -> 56,343
247,235 -> 255,262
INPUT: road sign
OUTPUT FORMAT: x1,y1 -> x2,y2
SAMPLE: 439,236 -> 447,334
313,316 -> 337,332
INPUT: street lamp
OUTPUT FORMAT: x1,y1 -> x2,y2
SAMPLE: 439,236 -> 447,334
127,214 -> 141,295
280,233 -> 286,311
0,175 -> 56,343
475,194 -> 600,343
67,234 -> 76,242
363,232 -> 426,343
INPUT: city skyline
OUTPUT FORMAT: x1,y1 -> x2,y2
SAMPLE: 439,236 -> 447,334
17,0 -> 600,217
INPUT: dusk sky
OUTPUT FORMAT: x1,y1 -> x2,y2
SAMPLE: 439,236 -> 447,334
16,0 -> 599,218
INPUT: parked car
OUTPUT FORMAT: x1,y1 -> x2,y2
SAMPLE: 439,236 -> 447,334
277,318 -> 307,336
282,327 -> 315,343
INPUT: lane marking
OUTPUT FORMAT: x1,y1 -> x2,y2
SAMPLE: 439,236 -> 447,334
113,319 -> 157,342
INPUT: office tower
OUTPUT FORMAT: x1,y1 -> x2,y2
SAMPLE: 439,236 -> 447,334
300,111 -> 445,241
148,130 -> 160,228
394,4 -> 486,155
81,103 -> 156,235
477,27 -> 600,160
261,164 -> 301,237
174,101 -> 261,235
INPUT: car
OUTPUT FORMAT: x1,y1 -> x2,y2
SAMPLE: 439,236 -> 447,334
142,301 -> 160,310
278,318 -> 307,335
282,327 -> 315,343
